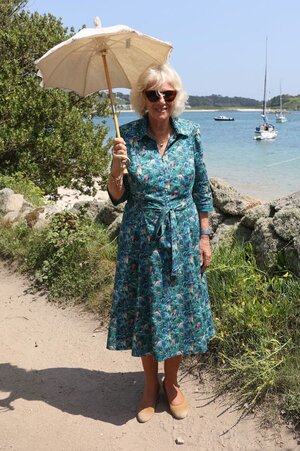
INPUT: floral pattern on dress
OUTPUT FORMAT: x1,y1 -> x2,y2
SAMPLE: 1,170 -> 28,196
106,116 -> 214,361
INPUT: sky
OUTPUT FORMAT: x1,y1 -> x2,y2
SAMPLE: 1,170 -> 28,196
25,0 -> 300,100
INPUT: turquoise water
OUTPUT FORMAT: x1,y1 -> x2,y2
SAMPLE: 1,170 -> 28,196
97,111 -> 300,201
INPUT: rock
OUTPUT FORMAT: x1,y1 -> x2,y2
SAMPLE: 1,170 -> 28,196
270,190 -> 300,212
52,184 -> 109,210
235,223 -> 253,243
210,178 -> 261,216
107,214 -> 123,240
21,199 -> 34,212
24,208 -> 45,228
175,437 -> 185,445
72,199 -> 106,220
2,211 -> 21,224
210,218 -> 241,249
209,208 -> 225,233
250,218 -> 286,270
0,187 -> 14,198
96,200 -> 125,226
6,193 -> 25,212
0,188 -> 14,211
43,204 -> 62,216
0,191 -> 24,214
273,208 -> 300,242
30,204 -> 62,229
241,203 -> 271,229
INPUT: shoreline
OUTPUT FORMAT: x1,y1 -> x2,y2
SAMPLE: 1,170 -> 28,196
118,108 -> 262,113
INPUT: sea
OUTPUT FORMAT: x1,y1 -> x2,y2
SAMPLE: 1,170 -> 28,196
96,110 -> 300,202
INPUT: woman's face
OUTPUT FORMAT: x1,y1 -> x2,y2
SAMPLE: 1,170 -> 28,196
144,82 -> 176,122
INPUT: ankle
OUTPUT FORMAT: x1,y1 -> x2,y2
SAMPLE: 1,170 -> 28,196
143,379 -> 159,392
163,379 -> 179,389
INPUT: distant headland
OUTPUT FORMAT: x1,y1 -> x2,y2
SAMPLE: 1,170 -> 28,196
113,92 -> 300,111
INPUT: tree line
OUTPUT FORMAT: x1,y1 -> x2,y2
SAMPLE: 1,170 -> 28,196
116,92 -> 300,110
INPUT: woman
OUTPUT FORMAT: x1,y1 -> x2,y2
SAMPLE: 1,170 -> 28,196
107,64 -> 214,423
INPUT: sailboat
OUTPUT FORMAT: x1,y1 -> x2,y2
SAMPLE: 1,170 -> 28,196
276,83 -> 288,123
254,38 -> 277,140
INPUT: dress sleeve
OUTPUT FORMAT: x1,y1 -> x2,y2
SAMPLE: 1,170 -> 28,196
107,174 -> 130,206
192,126 -> 214,212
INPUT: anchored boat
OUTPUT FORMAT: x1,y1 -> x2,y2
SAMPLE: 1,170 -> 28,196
254,38 -> 277,140
214,115 -> 234,121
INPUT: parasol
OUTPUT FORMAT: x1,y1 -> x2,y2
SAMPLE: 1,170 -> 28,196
35,17 -> 173,139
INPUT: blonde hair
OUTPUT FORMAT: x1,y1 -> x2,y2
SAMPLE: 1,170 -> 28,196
130,64 -> 188,117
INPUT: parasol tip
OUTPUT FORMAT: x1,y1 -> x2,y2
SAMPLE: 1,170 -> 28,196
93,16 -> 102,28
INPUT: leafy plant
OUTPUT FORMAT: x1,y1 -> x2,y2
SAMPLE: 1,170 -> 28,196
0,209 -> 117,315
0,1 -> 112,196
24,210 -> 116,308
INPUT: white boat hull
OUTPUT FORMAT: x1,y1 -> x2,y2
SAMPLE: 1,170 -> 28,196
254,128 -> 278,140
276,115 -> 287,123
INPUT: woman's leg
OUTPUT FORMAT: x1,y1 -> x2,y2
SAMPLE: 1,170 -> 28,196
163,356 -> 185,405
139,355 -> 159,407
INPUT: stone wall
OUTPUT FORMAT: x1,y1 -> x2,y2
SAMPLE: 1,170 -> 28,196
209,178 -> 300,276
1,178 -> 299,276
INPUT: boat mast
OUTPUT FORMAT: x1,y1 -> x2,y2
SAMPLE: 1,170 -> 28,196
279,81 -> 283,113
262,37 -> 268,117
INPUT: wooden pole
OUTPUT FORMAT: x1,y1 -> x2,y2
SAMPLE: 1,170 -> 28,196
101,50 -> 127,173
101,50 -> 120,137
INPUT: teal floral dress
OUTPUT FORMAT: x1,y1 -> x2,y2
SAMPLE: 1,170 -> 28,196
107,116 -> 214,361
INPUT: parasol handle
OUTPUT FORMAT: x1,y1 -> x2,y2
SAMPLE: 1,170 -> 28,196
101,50 -> 128,175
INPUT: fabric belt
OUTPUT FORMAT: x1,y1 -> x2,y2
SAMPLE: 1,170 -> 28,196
129,196 -> 195,276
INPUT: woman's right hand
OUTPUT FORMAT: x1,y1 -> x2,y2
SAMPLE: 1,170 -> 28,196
111,137 -> 129,176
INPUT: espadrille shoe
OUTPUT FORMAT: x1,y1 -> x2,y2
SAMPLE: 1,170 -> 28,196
163,380 -> 189,420
136,388 -> 160,423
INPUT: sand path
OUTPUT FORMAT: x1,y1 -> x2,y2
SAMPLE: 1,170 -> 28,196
0,261 -> 297,451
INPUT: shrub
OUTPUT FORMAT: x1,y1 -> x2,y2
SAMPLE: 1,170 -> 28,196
0,3 -> 112,196
0,210 -> 117,316
24,210 -> 117,311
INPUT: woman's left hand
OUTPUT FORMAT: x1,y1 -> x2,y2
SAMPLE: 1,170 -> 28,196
200,236 -> 212,274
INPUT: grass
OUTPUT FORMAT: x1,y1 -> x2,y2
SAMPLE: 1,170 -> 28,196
205,241 -> 300,424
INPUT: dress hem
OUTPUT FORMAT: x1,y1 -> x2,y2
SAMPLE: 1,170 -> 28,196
106,334 -> 214,362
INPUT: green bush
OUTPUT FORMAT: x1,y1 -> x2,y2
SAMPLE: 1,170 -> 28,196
0,210 -> 117,316
0,2 -> 112,196
24,210 -> 116,312
206,241 -> 300,420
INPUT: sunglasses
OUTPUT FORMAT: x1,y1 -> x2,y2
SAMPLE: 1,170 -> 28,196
144,90 -> 177,103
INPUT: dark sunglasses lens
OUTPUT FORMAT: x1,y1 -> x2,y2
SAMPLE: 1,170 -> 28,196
163,91 -> 177,102
145,91 -> 160,102
145,90 -> 177,102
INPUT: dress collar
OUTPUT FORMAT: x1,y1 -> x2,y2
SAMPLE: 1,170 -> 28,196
136,115 -> 189,142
